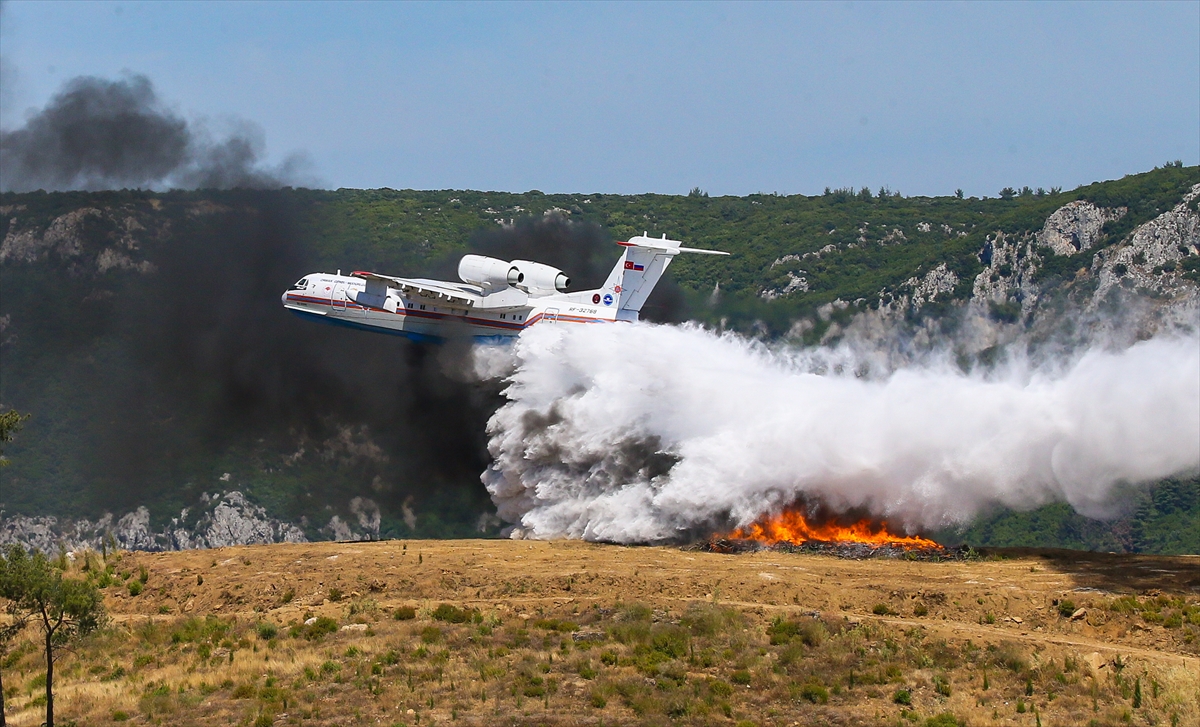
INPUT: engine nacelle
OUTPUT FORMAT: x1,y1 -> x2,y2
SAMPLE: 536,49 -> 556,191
458,254 -> 522,292
511,260 -> 570,295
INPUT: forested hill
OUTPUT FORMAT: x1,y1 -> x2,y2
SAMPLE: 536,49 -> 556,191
1,163 -> 1198,552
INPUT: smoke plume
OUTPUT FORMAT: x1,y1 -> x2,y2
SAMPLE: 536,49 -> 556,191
0,74 -> 305,192
481,322 -> 1200,543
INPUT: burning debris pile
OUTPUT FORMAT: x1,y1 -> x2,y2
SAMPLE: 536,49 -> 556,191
700,506 -> 958,560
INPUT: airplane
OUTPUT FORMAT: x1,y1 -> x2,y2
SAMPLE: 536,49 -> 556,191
281,234 -> 729,342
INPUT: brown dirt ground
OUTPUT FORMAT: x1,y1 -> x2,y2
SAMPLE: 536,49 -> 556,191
4,540 -> 1198,726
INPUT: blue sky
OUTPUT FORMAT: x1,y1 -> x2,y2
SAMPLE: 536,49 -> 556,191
1,1 -> 1197,196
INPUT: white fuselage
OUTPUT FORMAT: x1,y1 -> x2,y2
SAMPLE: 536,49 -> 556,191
281,273 -> 625,342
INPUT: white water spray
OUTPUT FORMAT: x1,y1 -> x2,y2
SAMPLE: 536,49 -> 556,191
480,323 -> 1200,543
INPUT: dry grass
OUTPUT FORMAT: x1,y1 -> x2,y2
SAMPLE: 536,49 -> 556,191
2,540 -> 1197,726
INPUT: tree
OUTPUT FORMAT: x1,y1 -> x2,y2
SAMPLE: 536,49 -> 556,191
0,547 -> 35,727
0,409 -> 29,468
3,546 -> 105,727
0,411 -> 28,727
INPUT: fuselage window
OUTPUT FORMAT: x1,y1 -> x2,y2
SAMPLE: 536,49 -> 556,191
290,278 -> 308,290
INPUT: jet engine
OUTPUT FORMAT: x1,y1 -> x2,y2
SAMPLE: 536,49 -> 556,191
510,260 -> 570,295
458,255 -> 523,291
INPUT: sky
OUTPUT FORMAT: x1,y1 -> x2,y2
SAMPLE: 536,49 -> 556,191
1,1 -> 1197,197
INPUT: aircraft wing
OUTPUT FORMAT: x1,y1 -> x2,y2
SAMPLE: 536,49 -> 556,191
351,271 -> 477,307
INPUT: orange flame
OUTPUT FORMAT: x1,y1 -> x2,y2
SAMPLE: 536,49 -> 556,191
728,507 -> 938,549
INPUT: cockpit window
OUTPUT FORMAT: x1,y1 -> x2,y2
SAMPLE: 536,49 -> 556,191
290,278 -> 308,290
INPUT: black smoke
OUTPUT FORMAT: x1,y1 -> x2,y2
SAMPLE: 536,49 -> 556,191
1,192 -> 693,537
0,74 -> 304,192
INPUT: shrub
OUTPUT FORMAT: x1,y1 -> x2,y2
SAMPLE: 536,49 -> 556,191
393,605 -> 417,620
111,710 -> 130,721
231,682 -> 257,699
872,603 -> 894,616
256,622 -> 278,640
767,616 -> 800,645
934,675 -> 952,697
650,625 -> 689,659
894,688 -> 913,705
431,603 -> 478,623
708,680 -> 734,698
590,693 -> 607,708
730,670 -> 752,686
600,650 -> 618,666
532,617 -> 578,632
681,602 -> 743,637
300,616 -> 338,640
924,714 -> 963,727
328,587 -> 343,602
799,683 -> 829,704
914,604 -> 929,617
420,626 -> 443,644
128,580 -> 143,597
1057,599 -> 1076,618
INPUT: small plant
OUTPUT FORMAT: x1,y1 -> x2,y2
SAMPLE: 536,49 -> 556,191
138,565 -> 149,584
431,603 -> 478,623
1025,676 -> 1034,696
128,580 -> 143,597
196,574 -> 203,586
394,605 -> 417,620
730,670 -> 752,686
328,587 -> 343,602
799,683 -> 829,704
924,714 -> 962,727
913,604 -> 929,617
893,688 -> 913,706
1133,677 -> 1142,708
111,710 -> 130,721
590,693 -> 607,708
934,674 -> 952,697
1057,599 -> 1077,618
256,622 -> 278,640
872,603 -> 894,616
420,626 -> 443,644
1017,699 -> 1027,713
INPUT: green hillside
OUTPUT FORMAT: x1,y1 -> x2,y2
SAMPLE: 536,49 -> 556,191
1,164 -> 1197,551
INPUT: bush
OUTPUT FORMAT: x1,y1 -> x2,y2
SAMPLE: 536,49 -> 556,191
420,626 -> 443,644
730,670 -> 752,686
799,683 -> 829,704
1057,599 -> 1077,618
708,680 -> 734,698
924,714 -> 963,727
111,710 -> 130,721
431,603 -> 478,624
328,587 -> 343,602
393,605 -> 417,620
127,580 -> 143,597
872,603 -> 894,616
590,693 -> 607,708
894,688 -> 913,705
298,616 -> 338,640
256,622 -> 278,640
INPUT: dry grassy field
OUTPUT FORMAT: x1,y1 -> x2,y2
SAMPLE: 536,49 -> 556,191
3,539 -> 1198,727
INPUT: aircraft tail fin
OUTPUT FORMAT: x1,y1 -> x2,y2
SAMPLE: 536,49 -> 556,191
598,234 -> 728,316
